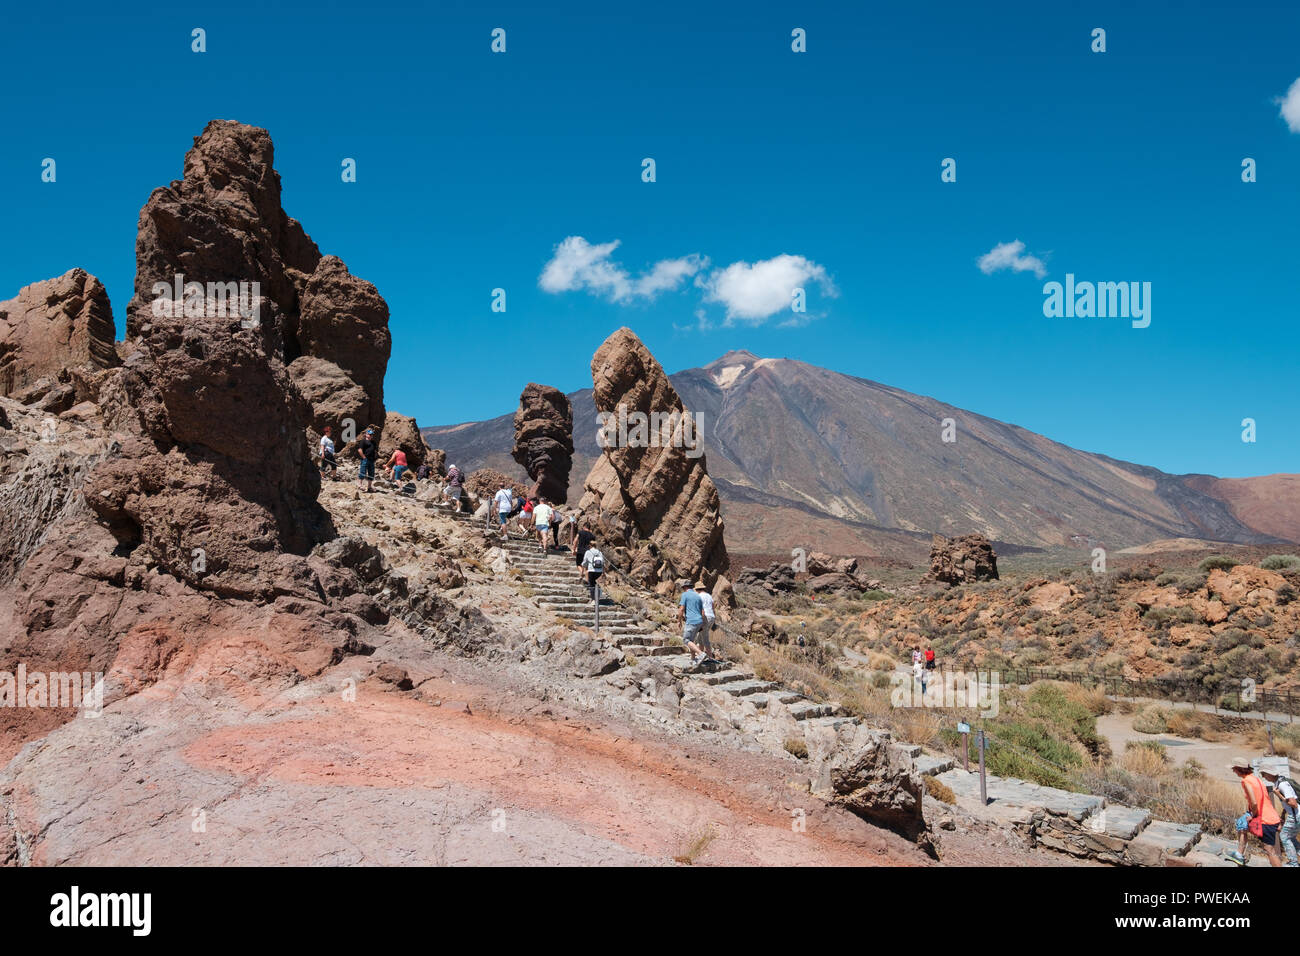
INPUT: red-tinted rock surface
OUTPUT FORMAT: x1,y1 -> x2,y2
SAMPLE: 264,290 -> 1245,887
511,383 -> 574,504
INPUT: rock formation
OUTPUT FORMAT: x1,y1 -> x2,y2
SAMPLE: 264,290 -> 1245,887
511,383 -> 573,504
0,120 -> 408,763
923,533 -> 999,586
127,119 -> 389,434
0,270 -> 120,409
377,412 -> 433,469
577,328 -> 729,597
828,733 -> 934,854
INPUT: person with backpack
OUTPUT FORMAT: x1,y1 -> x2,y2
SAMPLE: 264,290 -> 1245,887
1228,757 -> 1283,866
924,646 -> 936,671
581,543 -> 606,600
445,464 -> 464,512
1262,767 -> 1300,867
493,483 -> 514,540
573,522 -> 595,578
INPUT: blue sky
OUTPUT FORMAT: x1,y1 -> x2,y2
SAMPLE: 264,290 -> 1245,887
2,0 -> 1297,478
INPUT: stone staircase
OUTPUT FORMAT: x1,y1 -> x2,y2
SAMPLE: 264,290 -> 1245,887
916,758 -> 1271,867
442,507 -> 853,725
433,503 -> 1251,867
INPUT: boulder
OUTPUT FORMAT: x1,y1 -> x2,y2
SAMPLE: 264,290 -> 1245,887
828,732 -> 930,845
923,533 -> 999,586
511,383 -> 574,504
577,328 -> 729,593
0,269 -> 119,399
736,562 -> 796,594
377,411 -> 432,469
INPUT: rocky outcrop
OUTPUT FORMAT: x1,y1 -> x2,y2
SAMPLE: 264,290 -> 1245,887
0,270 -> 119,400
295,256 -> 390,428
125,119 -> 388,434
828,733 -> 932,851
924,533 -> 999,586
377,412 -> 432,469
511,384 -> 573,504
578,328 -> 729,597
736,562 -> 797,595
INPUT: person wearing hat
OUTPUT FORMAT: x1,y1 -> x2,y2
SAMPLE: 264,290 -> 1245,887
1260,766 -> 1300,867
677,579 -> 709,664
1228,757 -> 1283,866
694,580 -> 717,660
355,427 -> 379,492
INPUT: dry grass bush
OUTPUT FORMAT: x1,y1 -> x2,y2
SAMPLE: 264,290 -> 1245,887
923,775 -> 956,804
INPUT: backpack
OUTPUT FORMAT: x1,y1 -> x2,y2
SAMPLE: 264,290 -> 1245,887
587,549 -> 605,572
1274,776 -> 1299,818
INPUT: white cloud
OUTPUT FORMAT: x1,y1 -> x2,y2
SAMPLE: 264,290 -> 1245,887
977,240 -> 1047,279
699,254 -> 837,323
538,236 -> 704,302
1278,77 -> 1300,133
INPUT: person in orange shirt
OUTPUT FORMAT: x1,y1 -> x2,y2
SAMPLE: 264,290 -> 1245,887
1229,757 -> 1283,866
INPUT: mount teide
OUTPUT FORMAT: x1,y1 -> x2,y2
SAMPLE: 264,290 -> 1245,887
425,350 -> 1298,560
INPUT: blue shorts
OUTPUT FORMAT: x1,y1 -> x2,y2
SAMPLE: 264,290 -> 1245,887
393,465 -> 407,480
498,511 -> 510,526
359,459 -> 374,479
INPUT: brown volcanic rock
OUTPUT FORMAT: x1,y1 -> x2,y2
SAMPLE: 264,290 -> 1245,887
0,269 -> 119,398
577,328 -> 728,593
377,412 -> 432,469
923,533 -> 999,586
296,256 -> 390,427
511,383 -> 574,503
125,119 -> 388,435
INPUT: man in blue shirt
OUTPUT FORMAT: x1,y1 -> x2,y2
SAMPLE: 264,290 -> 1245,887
677,581 -> 709,663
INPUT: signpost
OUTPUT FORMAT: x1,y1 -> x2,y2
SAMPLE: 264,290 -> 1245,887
957,722 -> 970,772
977,730 -> 988,806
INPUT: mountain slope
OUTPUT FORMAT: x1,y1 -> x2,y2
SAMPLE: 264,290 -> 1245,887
424,350 -> 1295,556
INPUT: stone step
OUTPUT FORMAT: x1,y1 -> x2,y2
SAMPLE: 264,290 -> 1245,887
914,754 -> 956,777
789,701 -> 838,721
619,644 -> 680,657
1126,820 -> 1202,866
691,669 -> 750,686
616,634 -> 671,647
721,679 -> 779,697
805,715 -> 860,732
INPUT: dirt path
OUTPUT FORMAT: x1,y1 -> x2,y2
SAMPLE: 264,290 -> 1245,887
1096,712 -> 1270,781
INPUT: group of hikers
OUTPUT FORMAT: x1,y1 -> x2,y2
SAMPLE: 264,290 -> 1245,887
910,645 -> 938,693
1230,757 -> 1300,867
316,424 -> 467,507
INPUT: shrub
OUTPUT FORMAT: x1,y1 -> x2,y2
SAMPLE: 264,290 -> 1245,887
783,737 -> 809,759
1198,556 -> 1239,573
1132,707 -> 1169,735
1155,572 -> 1179,587
923,775 -> 956,804
1261,555 -> 1300,571
1122,740 -> 1169,775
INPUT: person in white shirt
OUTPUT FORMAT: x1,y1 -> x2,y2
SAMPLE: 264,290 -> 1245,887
533,499 -> 554,553
318,426 -> 337,478
1263,768 -> 1300,867
694,581 -> 716,660
581,545 -> 606,600
492,485 -> 513,540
